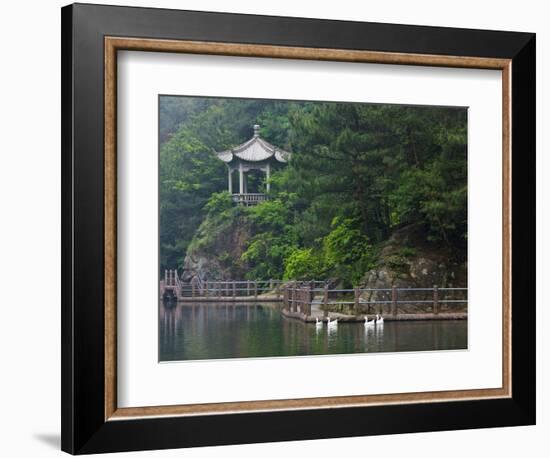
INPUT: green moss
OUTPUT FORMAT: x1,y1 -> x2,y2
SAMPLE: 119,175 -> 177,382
385,254 -> 410,272
398,247 -> 417,258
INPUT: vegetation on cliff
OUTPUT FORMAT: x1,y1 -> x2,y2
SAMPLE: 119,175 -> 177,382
160,96 -> 467,287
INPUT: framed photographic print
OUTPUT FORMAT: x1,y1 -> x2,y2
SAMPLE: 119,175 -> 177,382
61,3 -> 536,454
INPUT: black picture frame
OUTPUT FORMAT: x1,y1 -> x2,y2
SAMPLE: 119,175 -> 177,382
61,3 -> 535,454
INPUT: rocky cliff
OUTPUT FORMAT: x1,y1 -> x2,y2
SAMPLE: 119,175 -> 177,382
181,210 -> 251,282
181,208 -> 467,313
361,223 -> 467,312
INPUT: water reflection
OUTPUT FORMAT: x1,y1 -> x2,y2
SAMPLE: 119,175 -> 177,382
159,303 -> 467,362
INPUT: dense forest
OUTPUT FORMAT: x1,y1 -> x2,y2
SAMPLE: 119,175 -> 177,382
160,96 -> 467,287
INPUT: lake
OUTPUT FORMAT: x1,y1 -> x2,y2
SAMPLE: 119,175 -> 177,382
159,303 -> 467,362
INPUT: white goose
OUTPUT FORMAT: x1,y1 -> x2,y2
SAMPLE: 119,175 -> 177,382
364,316 -> 375,326
315,317 -> 323,328
327,317 -> 338,328
376,314 -> 384,325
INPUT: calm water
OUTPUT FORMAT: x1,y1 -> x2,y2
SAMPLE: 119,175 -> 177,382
159,303 -> 467,362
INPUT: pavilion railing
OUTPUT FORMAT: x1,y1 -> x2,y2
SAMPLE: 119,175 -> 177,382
232,193 -> 268,205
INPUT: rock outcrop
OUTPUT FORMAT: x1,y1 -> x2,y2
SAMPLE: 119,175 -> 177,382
181,212 -> 251,282
361,223 -> 467,312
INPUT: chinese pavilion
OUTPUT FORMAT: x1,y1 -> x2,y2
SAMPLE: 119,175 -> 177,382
215,125 -> 291,205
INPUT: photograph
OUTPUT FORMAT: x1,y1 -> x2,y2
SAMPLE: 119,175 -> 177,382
159,95 -> 468,361
0,0 -> 541,456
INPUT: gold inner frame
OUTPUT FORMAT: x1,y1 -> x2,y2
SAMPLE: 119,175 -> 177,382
104,37 -> 512,421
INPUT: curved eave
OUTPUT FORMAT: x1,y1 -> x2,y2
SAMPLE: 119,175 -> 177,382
215,150 -> 233,163
274,150 -> 291,163
215,137 -> 291,164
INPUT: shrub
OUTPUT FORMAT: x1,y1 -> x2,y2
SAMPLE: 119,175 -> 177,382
284,248 -> 325,280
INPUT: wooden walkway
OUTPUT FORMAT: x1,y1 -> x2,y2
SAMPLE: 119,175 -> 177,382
161,272 -> 288,302
282,283 -> 467,322
178,295 -> 281,302
282,309 -> 467,323
161,271 -> 467,321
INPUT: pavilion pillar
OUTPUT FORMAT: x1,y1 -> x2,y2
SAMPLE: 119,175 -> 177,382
239,163 -> 244,194
227,167 -> 233,194
266,163 -> 271,193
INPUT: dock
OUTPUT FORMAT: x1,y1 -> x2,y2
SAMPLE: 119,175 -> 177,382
160,270 -> 467,322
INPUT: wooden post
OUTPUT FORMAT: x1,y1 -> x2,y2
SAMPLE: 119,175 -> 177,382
176,273 -> 181,300
218,282 -> 221,298
304,286 -> 313,317
254,281 -> 258,300
233,281 -> 236,298
295,282 -> 298,312
192,281 -> 196,298
323,284 -> 329,318
392,286 -> 398,316
205,280 -> 208,297
433,285 -> 439,315
283,286 -> 288,309
354,287 -> 360,314
287,286 -> 290,308
247,280 -> 250,296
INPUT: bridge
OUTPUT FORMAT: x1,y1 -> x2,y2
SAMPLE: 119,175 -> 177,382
161,270 -> 467,321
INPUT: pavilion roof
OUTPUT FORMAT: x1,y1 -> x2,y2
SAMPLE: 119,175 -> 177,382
215,125 -> 291,164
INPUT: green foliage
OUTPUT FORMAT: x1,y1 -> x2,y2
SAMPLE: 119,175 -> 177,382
322,217 -> 376,286
187,193 -> 242,253
289,103 -> 467,249
398,247 -> 418,258
159,95 -> 468,281
284,248 -> 325,280
205,191 -> 233,216
241,200 -> 298,280
388,115 -> 467,248
159,96 -> 294,272
246,199 -> 289,231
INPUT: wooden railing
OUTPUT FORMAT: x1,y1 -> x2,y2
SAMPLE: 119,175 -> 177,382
180,279 -> 291,298
231,193 -> 268,205
161,269 -> 182,302
162,273 -> 467,318
164,269 -> 179,287
283,284 -> 467,318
